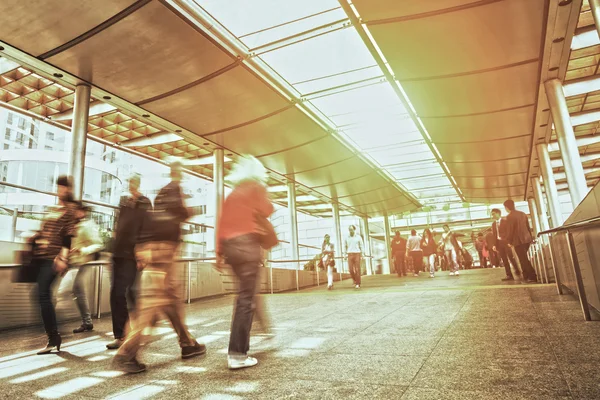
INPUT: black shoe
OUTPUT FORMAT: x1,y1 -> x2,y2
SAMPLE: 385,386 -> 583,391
526,278 -> 538,284
106,338 -> 125,349
501,276 -> 514,281
73,324 -> 94,334
112,355 -> 146,374
38,334 -> 62,355
182,341 -> 207,359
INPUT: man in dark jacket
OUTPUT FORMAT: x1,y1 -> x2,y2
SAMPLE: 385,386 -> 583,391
113,161 -> 205,373
474,233 -> 487,268
504,200 -> 537,283
490,208 -> 520,281
391,232 -> 407,276
107,174 -> 151,349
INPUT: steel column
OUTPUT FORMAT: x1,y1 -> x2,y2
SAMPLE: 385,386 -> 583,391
362,216 -> 372,275
537,144 -> 564,227
69,84 -> 91,201
528,198 -> 541,237
383,213 -> 392,275
590,0 -> 600,42
11,207 -> 17,242
187,261 -> 192,304
545,79 -> 588,206
332,201 -> 344,280
287,182 -> 299,291
96,264 -> 103,319
532,178 -> 551,232
213,148 -> 224,253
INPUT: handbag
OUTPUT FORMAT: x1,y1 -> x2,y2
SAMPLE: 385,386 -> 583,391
12,245 -> 40,283
255,215 -> 278,250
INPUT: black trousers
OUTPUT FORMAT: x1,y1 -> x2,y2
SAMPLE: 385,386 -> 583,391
497,241 -> 518,278
514,243 -> 537,281
36,259 -> 59,336
110,257 -> 138,339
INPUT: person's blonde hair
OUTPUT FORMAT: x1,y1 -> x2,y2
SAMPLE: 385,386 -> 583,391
226,155 -> 268,186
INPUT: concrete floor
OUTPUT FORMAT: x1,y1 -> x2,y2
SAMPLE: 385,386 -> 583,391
1,268 -> 599,399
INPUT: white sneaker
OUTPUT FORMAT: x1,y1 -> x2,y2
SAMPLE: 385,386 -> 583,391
429,274 -> 435,278
355,284 -> 360,289
449,272 -> 455,276
228,356 -> 258,370
455,271 -> 460,276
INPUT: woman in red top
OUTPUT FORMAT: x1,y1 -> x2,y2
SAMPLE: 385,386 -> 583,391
217,156 -> 274,370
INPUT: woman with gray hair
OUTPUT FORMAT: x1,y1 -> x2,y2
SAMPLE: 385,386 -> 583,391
217,156 -> 276,370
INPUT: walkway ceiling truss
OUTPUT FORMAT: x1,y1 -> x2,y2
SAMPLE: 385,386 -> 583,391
352,0 -> 551,204
0,0 -> 425,218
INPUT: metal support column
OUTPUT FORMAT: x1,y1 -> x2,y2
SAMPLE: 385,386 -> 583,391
566,231 -> 592,321
545,79 -> 588,206
532,178 -> 551,232
383,213 -> 392,275
287,182 -> 299,291
69,84 -> 91,201
589,0 -> 600,45
11,207 -> 17,242
332,201 -> 344,281
213,148 -> 224,253
527,198 -> 541,237
537,144 -> 564,227
96,264 -> 104,319
362,216 -> 372,275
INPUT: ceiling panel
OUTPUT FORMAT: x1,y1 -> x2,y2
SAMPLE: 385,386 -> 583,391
352,0 -> 482,22
447,157 -> 529,177
46,1 -> 233,103
454,173 -> 527,189
361,0 -> 543,79
0,0 -> 136,56
435,136 -> 531,163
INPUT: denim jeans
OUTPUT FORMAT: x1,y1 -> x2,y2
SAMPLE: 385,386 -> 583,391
221,234 -> 262,356
110,257 -> 138,339
73,265 -> 93,325
445,249 -> 459,272
348,253 -> 361,285
36,258 -> 59,336
423,254 -> 436,275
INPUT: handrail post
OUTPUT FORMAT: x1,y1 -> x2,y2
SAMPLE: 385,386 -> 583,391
269,261 -> 273,294
187,261 -> 192,304
540,241 -> 549,284
534,243 -> 543,283
566,230 -> 592,321
96,264 -> 103,319
547,235 -> 563,295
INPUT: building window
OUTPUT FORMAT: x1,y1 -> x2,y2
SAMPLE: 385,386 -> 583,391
3,144 -> 8,150
4,128 -> 10,140
45,145 -> 52,150
28,138 -> 34,149
18,117 -> 26,129
47,132 -> 54,141
7,113 -> 13,125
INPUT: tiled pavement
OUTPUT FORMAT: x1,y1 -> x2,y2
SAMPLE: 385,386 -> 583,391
1,268 -> 599,399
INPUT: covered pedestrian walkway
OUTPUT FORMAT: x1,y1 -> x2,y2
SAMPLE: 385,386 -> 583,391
0,269 -> 598,399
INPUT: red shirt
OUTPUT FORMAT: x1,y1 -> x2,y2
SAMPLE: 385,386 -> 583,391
217,181 -> 274,253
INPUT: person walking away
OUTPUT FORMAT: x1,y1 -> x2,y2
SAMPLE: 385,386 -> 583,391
344,225 -> 364,289
391,232 -> 407,277
113,161 -> 205,373
217,156 -> 276,370
441,224 -> 461,276
490,208 -> 521,281
503,200 -> 537,283
321,234 -> 336,290
475,233 -> 488,268
107,174 -> 151,350
406,230 -> 422,277
30,175 -> 77,354
421,229 -> 437,278
70,203 -> 104,333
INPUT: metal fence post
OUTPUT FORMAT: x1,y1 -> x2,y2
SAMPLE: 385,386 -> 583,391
269,262 -> 273,294
539,242 -> 549,284
187,261 -> 192,304
96,264 -> 103,319
547,235 -> 563,295
565,230 -> 592,321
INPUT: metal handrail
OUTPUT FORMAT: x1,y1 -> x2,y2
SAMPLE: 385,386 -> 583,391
538,215 -> 600,236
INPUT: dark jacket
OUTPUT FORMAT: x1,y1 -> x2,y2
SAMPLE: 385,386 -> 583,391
113,194 -> 151,259
420,235 -> 437,257
505,210 -> 533,246
139,181 -> 189,244
391,238 -> 406,255
490,217 -> 509,248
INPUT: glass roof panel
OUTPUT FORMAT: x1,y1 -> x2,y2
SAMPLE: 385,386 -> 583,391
199,0 -> 459,207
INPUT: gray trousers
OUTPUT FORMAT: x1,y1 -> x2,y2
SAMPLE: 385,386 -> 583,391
73,265 -> 93,325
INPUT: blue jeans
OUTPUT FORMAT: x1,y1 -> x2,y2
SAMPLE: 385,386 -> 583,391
221,234 -> 262,356
73,265 -> 93,325
36,258 -> 59,336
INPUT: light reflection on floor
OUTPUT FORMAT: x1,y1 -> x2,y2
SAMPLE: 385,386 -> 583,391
0,315 -> 321,399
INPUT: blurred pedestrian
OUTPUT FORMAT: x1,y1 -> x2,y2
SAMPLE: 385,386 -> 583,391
421,229 -> 437,278
406,230 -> 422,277
391,232 -> 407,277
113,161 -> 205,373
70,203 -> 103,333
217,156 -> 276,370
321,234 -> 336,290
344,225 -> 364,289
32,175 -> 77,354
107,174 -> 151,350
